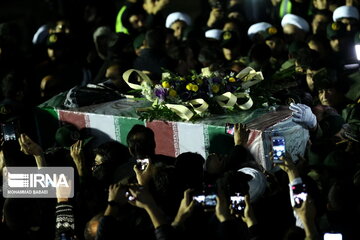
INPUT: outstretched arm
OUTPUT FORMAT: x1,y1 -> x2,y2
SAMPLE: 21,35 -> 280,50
18,133 -> 46,168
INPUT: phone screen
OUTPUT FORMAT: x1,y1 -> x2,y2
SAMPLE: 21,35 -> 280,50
225,123 -> 235,135
230,193 -> 245,215
136,158 -> 149,171
1,122 -> 18,141
193,184 -> 217,208
193,194 -> 217,207
125,191 -> 135,201
272,136 -> 285,163
323,233 -> 342,240
292,183 -> 307,208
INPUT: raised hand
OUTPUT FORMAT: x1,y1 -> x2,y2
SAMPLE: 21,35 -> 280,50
133,158 -> 152,186
172,189 -> 196,227
18,133 -> 43,156
289,103 -> 317,129
241,194 -> 257,228
108,183 -> 127,206
234,123 -> 250,146
56,179 -> 72,202
128,184 -> 156,210
70,140 -> 86,176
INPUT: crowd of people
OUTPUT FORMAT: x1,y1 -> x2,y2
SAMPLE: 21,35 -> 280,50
1,0 -> 360,239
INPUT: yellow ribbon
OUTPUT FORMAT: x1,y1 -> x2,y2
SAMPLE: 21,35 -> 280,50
165,104 -> 194,121
122,69 -> 153,90
234,92 -> 253,110
188,98 -> 209,115
236,67 -> 264,89
214,92 -> 237,108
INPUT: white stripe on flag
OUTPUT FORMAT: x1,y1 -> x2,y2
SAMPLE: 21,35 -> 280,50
86,113 -> 116,141
177,122 -> 206,159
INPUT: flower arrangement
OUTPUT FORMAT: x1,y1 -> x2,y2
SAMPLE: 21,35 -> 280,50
123,67 -> 275,121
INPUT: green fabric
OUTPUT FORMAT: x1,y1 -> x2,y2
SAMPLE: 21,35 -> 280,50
115,5 -> 129,34
33,107 -> 60,149
345,71 -> 360,101
37,92 -> 68,109
114,116 -> 145,144
279,0 -> 292,18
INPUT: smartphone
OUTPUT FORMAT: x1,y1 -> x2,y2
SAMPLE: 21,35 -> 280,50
1,122 -> 18,142
125,191 -> 135,201
292,183 -> 307,208
230,193 -> 245,215
225,123 -> 235,135
271,136 -> 285,163
136,158 -> 149,171
193,184 -> 217,208
323,233 -> 342,240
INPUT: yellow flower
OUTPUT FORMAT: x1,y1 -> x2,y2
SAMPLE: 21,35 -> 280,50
228,77 -> 236,82
186,83 -> 193,91
212,84 -> 220,93
191,84 -> 199,92
169,89 -> 177,97
162,81 -> 170,88
196,78 -> 203,85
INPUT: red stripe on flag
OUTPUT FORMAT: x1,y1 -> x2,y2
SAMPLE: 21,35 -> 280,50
58,110 -> 87,130
146,120 -> 176,157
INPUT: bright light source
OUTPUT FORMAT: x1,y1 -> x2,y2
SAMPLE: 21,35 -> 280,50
355,44 -> 360,60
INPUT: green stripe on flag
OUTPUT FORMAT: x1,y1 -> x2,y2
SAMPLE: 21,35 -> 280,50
35,107 -> 60,149
114,116 -> 145,145
205,125 -> 234,155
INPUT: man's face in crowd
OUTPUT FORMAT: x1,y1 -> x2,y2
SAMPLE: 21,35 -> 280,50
129,14 -> 145,30
283,24 -> 305,42
306,68 -> 322,92
318,88 -> 340,107
339,17 -> 358,32
170,20 -> 187,40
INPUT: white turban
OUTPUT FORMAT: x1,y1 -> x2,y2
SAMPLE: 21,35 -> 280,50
281,13 -> 310,32
333,5 -> 359,22
247,22 -> 273,40
237,167 -> 267,203
205,29 -> 223,40
165,12 -> 192,28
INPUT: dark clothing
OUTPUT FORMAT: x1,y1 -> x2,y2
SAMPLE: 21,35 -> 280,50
133,48 -> 173,81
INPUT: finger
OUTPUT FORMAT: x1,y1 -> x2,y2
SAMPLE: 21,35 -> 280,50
297,103 -> 308,111
133,164 -> 141,176
19,134 -> 26,144
289,104 -> 302,112
128,187 -> 136,197
292,118 -> 304,124
291,111 -> 302,118
184,188 -> 192,204
188,199 -> 196,211
79,140 -> 83,149
244,194 -> 250,204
